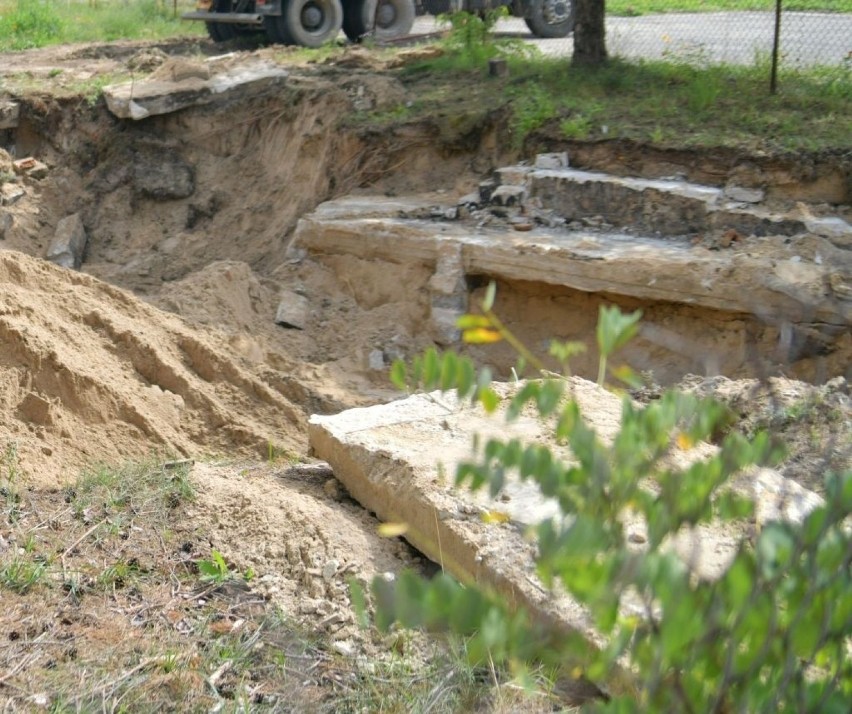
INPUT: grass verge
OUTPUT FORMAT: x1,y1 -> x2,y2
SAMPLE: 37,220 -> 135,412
383,48 -> 851,153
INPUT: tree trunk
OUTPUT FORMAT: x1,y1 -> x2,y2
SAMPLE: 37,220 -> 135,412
573,0 -> 607,66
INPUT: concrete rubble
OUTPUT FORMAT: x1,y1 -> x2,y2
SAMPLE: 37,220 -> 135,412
309,378 -> 824,660
103,60 -> 289,120
275,289 -> 310,329
46,213 -> 88,270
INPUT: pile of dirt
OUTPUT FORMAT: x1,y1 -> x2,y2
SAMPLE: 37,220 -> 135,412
0,250 -> 304,488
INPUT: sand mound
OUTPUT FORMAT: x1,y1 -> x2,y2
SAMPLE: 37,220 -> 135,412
0,250 -> 304,488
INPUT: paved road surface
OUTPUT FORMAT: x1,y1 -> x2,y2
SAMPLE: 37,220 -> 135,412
410,11 -> 851,66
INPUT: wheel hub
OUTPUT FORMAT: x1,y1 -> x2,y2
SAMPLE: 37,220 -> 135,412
302,3 -> 323,29
543,0 -> 570,25
375,1 -> 396,28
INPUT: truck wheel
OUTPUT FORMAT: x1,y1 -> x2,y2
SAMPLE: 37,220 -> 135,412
206,0 -> 239,42
343,0 -> 415,43
524,0 -> 574,39
267,0 -> 343,48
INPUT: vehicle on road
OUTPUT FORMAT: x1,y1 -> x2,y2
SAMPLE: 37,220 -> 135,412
184,0 -> 573,48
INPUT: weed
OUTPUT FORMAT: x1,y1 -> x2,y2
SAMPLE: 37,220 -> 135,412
510,83 -> 557,147
0,555 -> 46,593
560,113 -> 594,140
98,558 -> 139,590
1,441 -> 22,522
197,549 -> 232,584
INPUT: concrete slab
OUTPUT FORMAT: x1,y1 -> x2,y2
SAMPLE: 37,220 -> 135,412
103,62 -> 288,120
308,378 -> 824,662
292,195 -> 851,326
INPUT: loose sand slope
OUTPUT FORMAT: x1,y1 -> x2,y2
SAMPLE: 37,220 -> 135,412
0,250 -> 304,488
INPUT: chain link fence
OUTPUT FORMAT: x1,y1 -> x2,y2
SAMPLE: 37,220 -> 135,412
411,2 -> 852,68
604,4 -> 852,68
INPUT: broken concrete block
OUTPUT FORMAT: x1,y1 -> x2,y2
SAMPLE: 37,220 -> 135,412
534,152 -> 569,169
133,150 -> 195,200
456,192 -> 480,207
429,242 -> 467,345
275,289 -> 310,329
0,101 -> 19,130
478,179 -> 496,204
103,62 -> 288,120
367,349 -> 385,371
1,183 -> 24,206
805,216 -> 851,247
723,185 -> 765,203
13,157 -> 48,180
46,214 -> 88,270
308,378 -> 825,678
490,184 -> 526,207
495,166 -> 530,186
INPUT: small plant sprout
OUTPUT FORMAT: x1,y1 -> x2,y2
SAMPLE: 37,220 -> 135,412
197,550 -> 232,584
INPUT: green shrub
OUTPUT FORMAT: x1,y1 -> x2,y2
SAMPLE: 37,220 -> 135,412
358,294 -> 851,711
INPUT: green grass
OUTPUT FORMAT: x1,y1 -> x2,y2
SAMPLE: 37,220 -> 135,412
396,49 -> 851,152
0,0 -> 204,51
607,0 -> 852,15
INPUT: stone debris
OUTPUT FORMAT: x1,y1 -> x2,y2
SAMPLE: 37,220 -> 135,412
275,289 -> 310,329
133,149 -> 195,199
13,157 -> 48,180
0,182 -> 25,206
723,185 -> 765,203
0,100 -> 19,130
534,152 -> 569,169
46,213 -> 88,270
367,349 -> 385,371
490,184 -> 526,207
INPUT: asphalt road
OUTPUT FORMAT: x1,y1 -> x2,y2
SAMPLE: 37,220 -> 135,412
411,11 -> 851,66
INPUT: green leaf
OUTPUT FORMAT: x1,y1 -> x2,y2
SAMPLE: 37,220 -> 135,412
439,350 -> 458,391
596,305 -> 642,357
478,386 -> 499,413
390,359 -> 408,391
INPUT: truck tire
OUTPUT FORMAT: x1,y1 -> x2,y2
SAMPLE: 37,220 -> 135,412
206,0 -> 240,42
524,0 -> 574,39
266,0 -> 344,47
343,0 -> 415,43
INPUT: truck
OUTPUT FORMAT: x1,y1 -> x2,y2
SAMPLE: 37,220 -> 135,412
183,0 -> 574,49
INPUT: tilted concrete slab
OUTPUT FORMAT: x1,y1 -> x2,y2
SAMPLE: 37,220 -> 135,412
103,62 -> 288,120
308,379 -> 824,671
293,195 -> 851,326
